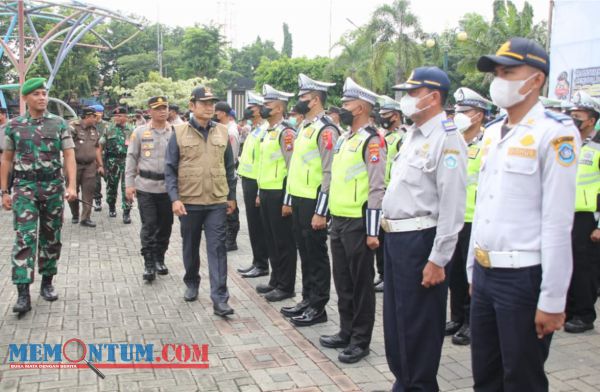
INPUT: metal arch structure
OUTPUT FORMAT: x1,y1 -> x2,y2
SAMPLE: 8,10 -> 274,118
0,0 -> 144,113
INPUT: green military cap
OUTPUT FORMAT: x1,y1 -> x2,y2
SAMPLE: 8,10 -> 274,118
21,77 -> 47,96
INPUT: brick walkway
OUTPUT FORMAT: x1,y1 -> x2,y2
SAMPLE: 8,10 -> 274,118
0,183 -> 599,391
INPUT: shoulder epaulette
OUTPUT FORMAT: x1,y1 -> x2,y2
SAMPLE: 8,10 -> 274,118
484,114 -> 506,129
318,115 -> 340,135
442,119 -> 457,132
544,109 -> 574,125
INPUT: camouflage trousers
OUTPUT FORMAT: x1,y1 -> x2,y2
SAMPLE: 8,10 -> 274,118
94,173 -> 102,202
105,157 -> 128,211
11,180 -> 64,284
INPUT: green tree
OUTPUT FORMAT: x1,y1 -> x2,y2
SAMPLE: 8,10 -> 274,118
181,25 -> 227,79
282,23 -> 293,58
230,37 -> 280,78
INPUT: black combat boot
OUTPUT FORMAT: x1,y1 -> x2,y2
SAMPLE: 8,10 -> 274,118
94,198 -> 102,212
123,209 -> 131,224
155,253 -> 169,275
108,204 -> 117,218
40,275 -> 58,301
13,284 -> 32,314
143,255 -> 156,282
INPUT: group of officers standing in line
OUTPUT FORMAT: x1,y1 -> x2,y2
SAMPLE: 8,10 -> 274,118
0,36 -> 599,392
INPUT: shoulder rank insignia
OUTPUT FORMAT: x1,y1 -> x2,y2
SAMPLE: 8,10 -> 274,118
545,110 -> 574,126
442,119 -> 457,132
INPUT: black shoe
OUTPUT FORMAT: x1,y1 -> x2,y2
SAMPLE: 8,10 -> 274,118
155,261 -> 168,275
80,219 -> 96,228
109,205 -> 116,218
264,289 -> 294,302
40,276 -> 58,301
373,274 -> 383,286
184,286 -> 199,302
94,199 -> 102,212
445,320 -> 462,336
13,284 -> 31,314
226,243 -> 238,252
71,217 -> 79,224
291,308 -> 327,327
338,345 -> 369,364
452,324 -> 471,345
143,255 -> 156,282
319,333 -> 350,349
213,303 -> 234,317
281,299 -> 310,317
241,266 -> 268,278
123,209 -> 131,224
564,318 -> 594,333
374,280 -> 384,293
237,265 -> 255,273
256,283 -> 275,294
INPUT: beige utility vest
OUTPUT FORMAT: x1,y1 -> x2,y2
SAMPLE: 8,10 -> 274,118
175,122 -> 229,205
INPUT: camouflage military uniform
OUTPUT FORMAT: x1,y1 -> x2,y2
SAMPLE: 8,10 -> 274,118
94,119 -> 109,206
3,113 -> 74,284
101,122 -> 132,212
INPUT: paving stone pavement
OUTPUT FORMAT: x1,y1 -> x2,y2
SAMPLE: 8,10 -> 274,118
0,182 -> 599,391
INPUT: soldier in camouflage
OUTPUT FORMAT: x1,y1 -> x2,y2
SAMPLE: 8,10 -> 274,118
0,77 -> 77,315
101,108 -> 133,223
92,104 -> 108,212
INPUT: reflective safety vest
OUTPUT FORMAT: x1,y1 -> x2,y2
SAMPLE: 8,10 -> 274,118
257,123 -> 293,190
238,122 -> 267,180
384,131 -> 403,186
575,141 -> 600,212
329,129 -> 372,218
465,134 -> 484,223
287,118 -> 338,199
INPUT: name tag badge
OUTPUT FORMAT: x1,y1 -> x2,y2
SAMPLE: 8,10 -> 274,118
507,147 -> 537,159
268,131 -> 278,140
468,146 -> 480,159
304,127 -> 315,138
346,138 -> 362,152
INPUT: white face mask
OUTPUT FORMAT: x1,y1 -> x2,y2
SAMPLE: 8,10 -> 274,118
400,92 -> 433,118
489,73 -> 539,109
453,112 -> 473,133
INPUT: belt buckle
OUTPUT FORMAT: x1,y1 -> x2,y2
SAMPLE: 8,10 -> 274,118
475,247 -> 491,268
381,218 -> 390,233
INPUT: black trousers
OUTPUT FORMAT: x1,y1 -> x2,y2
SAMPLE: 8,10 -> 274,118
179,206 -> 229,304
259,189 -> 297,293
471,263 -> 552,392
330,217 -> 375,349
448,222 -> 472,324
241,177 -> 269,270
226,205 -> 240,245
292,196 -> 330,310
137,190 -> 173,260
384,228 -> 448,392
567,212 -> 600,323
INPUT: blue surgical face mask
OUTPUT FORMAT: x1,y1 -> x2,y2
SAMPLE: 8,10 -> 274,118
288,117 -> 298,127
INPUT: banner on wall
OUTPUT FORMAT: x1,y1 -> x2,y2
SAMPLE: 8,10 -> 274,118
548,0 -> 600,101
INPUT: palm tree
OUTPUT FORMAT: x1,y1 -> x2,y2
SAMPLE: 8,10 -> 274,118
368,0 -> 424,86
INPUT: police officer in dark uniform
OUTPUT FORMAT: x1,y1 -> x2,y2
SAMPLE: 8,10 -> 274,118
319,77 -> 386,364
164,85 -> 237,317
125,99 -> 174,282
68,106 -> 104,227
254,85 -> 297,302
236,92 -> 270,278
282,74 -> 340,326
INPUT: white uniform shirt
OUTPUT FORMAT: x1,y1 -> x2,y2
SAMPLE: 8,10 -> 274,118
382,111 -> 468,267
466,102 -> 580,313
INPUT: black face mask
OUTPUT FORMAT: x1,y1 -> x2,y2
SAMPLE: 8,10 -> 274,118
381,116 -> 394,130
243,108 -> 254,120
339,108 -> 355,127
212,115 -> 219,122
572,118 -> 584,131
260,107 -> 273,119
295,99 -> 311,115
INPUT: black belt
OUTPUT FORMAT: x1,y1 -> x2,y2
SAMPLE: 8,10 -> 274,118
139,170 -> 165,180
13,170 -> 62,181
76,160 -> 94,165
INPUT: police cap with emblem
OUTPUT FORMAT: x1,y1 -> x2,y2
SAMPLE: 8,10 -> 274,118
393,66 -> 451,92
477,37 -> 549,75
378,95 -> 402,115
454,87 -> 492,112
342,77 -> 380,106
148,96 -> 168,109
81,107 -> 96,117
263,84 -> 294,102
190,85 -> 218,102
298,73 -> 336,96
570,91 -> 600,114
21,77 -> 47,96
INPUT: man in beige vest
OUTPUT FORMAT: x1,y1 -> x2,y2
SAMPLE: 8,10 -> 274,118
164,85 -> 237,317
